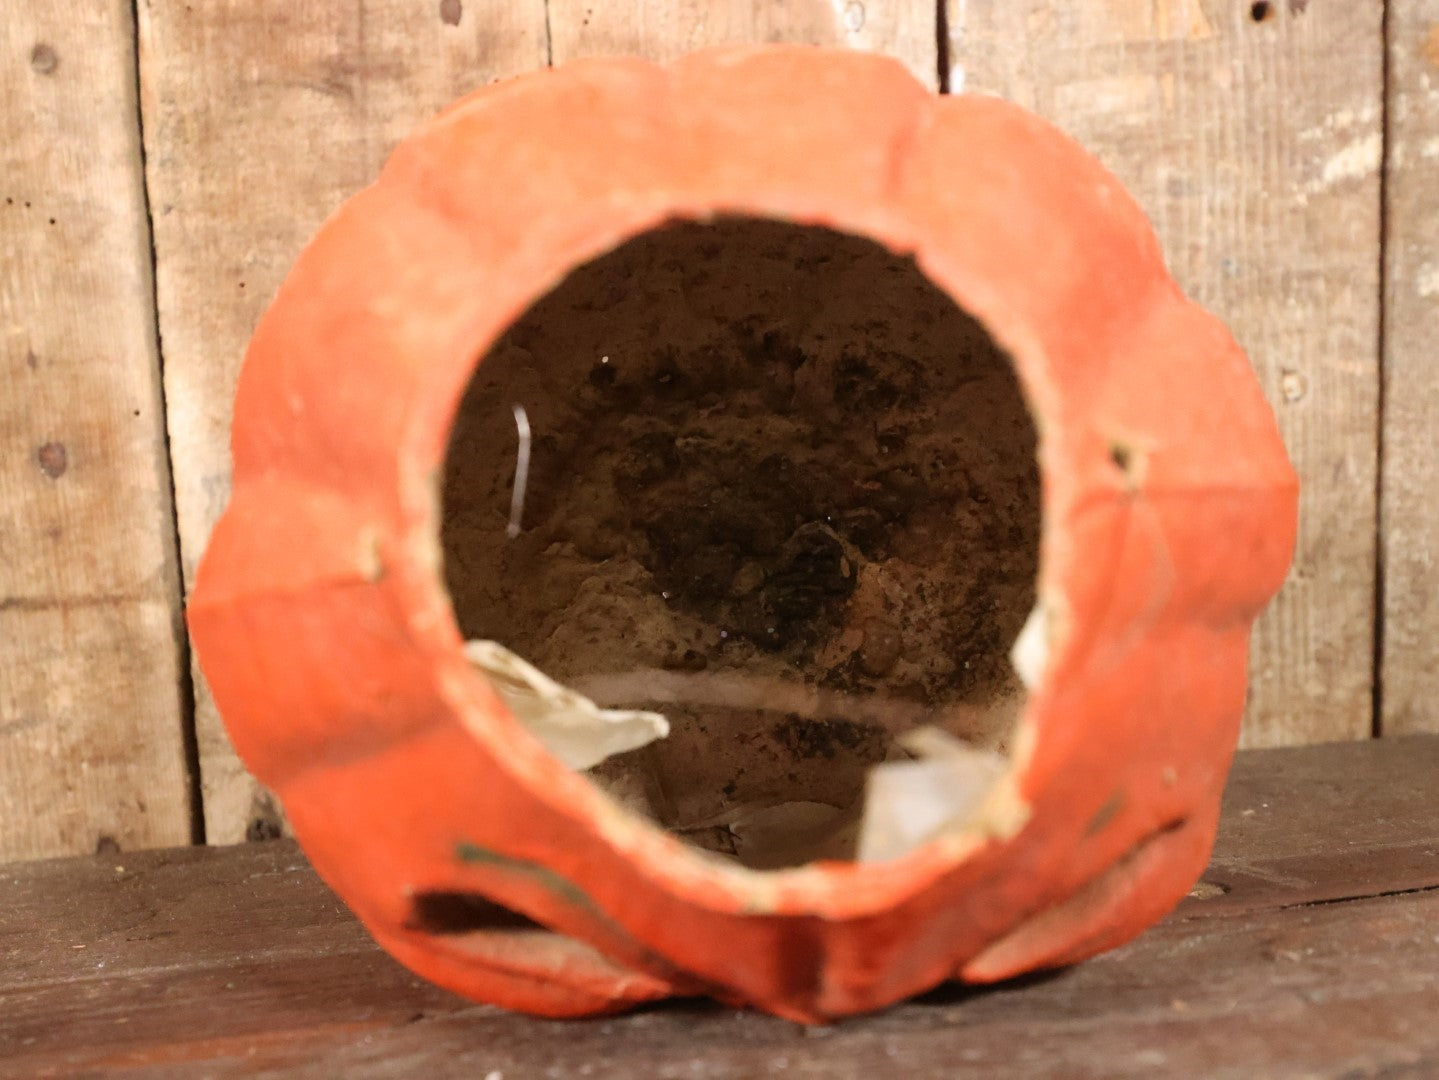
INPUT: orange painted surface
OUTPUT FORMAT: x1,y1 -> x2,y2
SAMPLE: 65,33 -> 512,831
188,46 -> 1297,1022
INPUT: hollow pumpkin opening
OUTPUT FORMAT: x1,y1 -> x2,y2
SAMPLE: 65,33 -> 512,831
440,217 -> 1041,871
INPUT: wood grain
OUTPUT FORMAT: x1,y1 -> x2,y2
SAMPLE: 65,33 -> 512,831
949,0 -> 1385,746
547,0 -> 937,86
1199,734 -> 1439,912
1381,1 -> 1439,735
0,1 -> 191,859
2,737 -> 1437,1078
136,0 -> 550,842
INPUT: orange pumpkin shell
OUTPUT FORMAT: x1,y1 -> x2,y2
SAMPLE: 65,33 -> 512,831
188,45 -> 1298,1022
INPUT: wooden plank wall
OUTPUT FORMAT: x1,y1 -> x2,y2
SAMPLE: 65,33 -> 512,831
952,1 -> 1385,746
547,0 -> 936,82
0,0 -> 1430,857
136,1 -> 550,843
0,1 -> 192,860
1381,0 -> 1439,736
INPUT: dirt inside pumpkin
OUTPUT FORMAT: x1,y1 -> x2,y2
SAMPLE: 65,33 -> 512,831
441,218 -> 1041,870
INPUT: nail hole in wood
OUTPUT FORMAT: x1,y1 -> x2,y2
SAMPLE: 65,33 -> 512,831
36,442 -> 68,479
30,43 -> 59,75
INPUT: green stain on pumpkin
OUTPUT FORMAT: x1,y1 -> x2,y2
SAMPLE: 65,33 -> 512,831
453,841 -> 699,986
1084,791 -> 1127,837
454,842 -> 599,912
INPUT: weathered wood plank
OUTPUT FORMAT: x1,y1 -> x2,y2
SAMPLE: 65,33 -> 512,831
1381,1 -> 1439,735
1195,734 -> 1439,912
949,1 -> 1384,746
0,1 -> 192,859
547,0 -> 937,86
2,738 -> 1437,1078
136,0 -> 550,842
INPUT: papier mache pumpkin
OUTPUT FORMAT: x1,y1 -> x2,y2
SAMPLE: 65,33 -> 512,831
188,45 -> 1298,1023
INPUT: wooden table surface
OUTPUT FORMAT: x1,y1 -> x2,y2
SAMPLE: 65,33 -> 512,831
3,736 -> 1437,1079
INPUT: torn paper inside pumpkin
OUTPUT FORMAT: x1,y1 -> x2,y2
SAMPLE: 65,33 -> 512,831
856,727 -> 1008,863
463,640 -> 670,771
1009,602 -> 1049,692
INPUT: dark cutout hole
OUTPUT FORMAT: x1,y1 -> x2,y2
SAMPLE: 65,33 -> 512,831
1250,1 -> 1273,21
1109,442 -> 1133,475
407,891 -> 540,935
245,791 -> 284,842
245,816 -> 283,842
441,218 -> 1041,868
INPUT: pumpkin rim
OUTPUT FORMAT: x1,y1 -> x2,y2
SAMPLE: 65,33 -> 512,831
391,188 -> 1076,918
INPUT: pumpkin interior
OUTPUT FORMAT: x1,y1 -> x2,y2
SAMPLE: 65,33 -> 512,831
440,217 -> 1041,870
